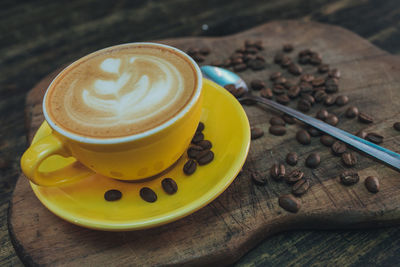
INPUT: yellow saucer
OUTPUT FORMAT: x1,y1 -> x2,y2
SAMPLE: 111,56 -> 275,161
29,79 -> 250,231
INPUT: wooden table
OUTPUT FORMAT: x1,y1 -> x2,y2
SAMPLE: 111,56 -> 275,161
1,1 -> 400,266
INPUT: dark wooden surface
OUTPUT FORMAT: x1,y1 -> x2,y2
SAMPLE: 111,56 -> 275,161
2,1 -> 400,266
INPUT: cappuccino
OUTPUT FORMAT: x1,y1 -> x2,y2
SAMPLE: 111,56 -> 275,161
45,44 -> 197,138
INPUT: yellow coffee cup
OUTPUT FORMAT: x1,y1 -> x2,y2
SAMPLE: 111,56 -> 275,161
21,43 -> 203,187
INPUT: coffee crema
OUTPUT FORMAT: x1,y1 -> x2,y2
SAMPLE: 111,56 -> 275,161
45,44 -> 197,138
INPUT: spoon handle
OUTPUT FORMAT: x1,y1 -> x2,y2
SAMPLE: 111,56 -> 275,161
241,94 -> 400,171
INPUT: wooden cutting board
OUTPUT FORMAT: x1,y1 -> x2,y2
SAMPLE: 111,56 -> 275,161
8,20 -> 400,266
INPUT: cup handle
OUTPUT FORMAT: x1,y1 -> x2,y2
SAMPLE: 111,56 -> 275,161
21,133 -> 95,187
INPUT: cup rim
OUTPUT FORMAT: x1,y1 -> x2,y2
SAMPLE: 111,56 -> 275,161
42,42 -> 203,144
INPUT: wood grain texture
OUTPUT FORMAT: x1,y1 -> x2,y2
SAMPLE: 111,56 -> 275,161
8,20 -> 400,266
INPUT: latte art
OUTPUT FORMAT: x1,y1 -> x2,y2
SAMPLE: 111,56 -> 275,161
46,45 -> 197,138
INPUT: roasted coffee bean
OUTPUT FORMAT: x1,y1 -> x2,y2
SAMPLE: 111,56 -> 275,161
301,74 -> 315,83
162,178 -> 178,194
260,88 -> 273,99
320,135 -> 335,146
316,109 -> 329,120
231,57 -> 244,65
309,52 -> 322,65
324,95 -> 335,106
299,82 -> 313,94
279,194 -> 301,213
297,99 -> 311,112
312,77 -> 326,87
325,78 -> 339,94
251,127 -> 264,140
233,63 -> 247,72
104,189 -> 122,201
288,63 -> 302,75
197,150 -> 214,165
342,152 -> 357,167
306,153 -> 321,168
244,39 -> 255,47
356,129 -> 368,139
211,60 -> 223,67
248,59 -> 266,70
273,85 -> 286,95
276,94 -> 290,105
325,114 -> 339,126
274,76 -> 287,85
223,59 -> 232,67
283,43 -> 294,52
366,132 -> 384,144
299,49 -> 312,57
187,145 -> 204,159
285,169 -> 304,184
199,47 -> 211,55
358,112 -> 374,123
246,47 -> 259,54
340,171 -> 359,185
365,176 -> 380,193
282,114 -> 296,124
288,86 -> 301,98
335,95 -> 349,106
286,152 -> 298,166
345,106 -> 359,118
292,179 -> 310,196
328,68 -> 341,79
270,163 -> 286,181
140,187 -> 157,203
224,84 -> 236,92
284,80 -> 296,89
274,53 -> 285,64
251,170 -> 267,185
198,140 -> 212,150
243,54 -> 256,62
270,116 -> 286,126
269,125 -> 286,136
318,64 -> 330,73
302,94 -> 315,105
250,79 -> 265,90
298,55 -> 310,65
254,40 -> 263,50
332,141 -> 347,155
307,126 -> 321,137
296,130 -> 311,145
270,72 -> 282,81
393,122 -> 400,131
280,56 -> 292,68
314,91 -> 328,103
230,52 -> 243,60
196,122 -> 205,132
183,159 -> 197,175
191,132 -> 204,144
256,55 -> 266,62
231,87 -> 246,98
191,53 -> 205,63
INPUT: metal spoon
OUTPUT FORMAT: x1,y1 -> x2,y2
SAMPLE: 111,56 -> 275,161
201,65 -> 400,171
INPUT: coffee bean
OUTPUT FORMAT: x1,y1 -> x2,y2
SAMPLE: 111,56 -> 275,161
272,163 -> 286,181
233,63 -> 247,72
183,159 -> 197,175
309,52 -> 322,65
306,153 -> 320,168
274,53 -> 285,64
162,178 -> 178,194
292,179 -> 310,196
273,85 -> 286,95
356,130 -> 367,139
365,176 -> 380,193
274,76 -> 287,85
276,94 -> 290,105
224,84 -> 236,92
335,95 -> 349,106
345,106 -> 359,118
104,189 -> 122,201
328,68 -> 341,79
243,54 -> 256,63
140,187 -> 157,203
288,86 -> 301,98
320,135 -> 335,147
260,88 -> 273,99
324,95 -> 335,106
231,57 -> 244,65
246,47 -> 259,54
223,59 -> 232,67
283,43 -> 294,52
250,79 -> 265,90
191,132 -> 204,144
301,74 -> 315,83
342,152 -> 357,167
191,53 -> 205,63
312,77 -> 325,87
307,126 -> 321,137
197,150 -> 214,165
285,169 -> 304,184
325,114 -> 339,126
231,87 -> 246,98
279,194 -> 301,213
325,78 -> 339,94
196,122 -> 205,132
251,170 -> 267,185
318,64 -> 330,73
358,112 -> 373,123
299,82 -> 313,94
198,140 -> 212,150
270,72 -> 282,81
298,55 -> 310,65
230,52 -> 243,60
314,91 -> 328,103
298,48 -> 312,57
256,55 -> 266,62
366,132 -> 384,144
340,171 -> 359,185
286,152 -> 298,166
316,109 -> 329,120
288,63 -> 302,75
331,141 -> 347,155
254,40 -> 263,50
200,47 -> 211,55
282,114 -> 296,124
280,56 -> 292,68
297,99 -> 311,112
302,94 -> 315,105
269,125 -> 286,136
284,80 -> 296,89
187,145 -> 204,159
251,127 -> 264,140
270,116 -> 286,126
393,122 -> 400,131
296,130 -> 311,145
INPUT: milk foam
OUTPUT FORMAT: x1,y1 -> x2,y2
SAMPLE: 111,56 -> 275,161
46,45 -> 196,138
